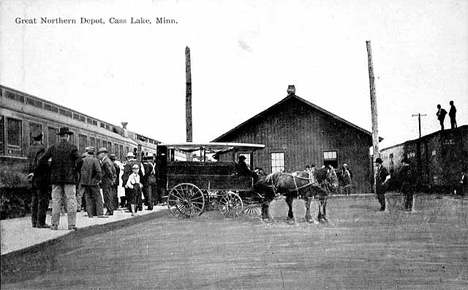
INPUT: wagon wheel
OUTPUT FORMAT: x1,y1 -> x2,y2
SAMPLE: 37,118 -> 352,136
167,183 -> 205,218
218,191 -> 243,219
241,204 -> 262,216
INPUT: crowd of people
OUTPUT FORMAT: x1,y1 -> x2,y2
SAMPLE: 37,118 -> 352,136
27,126 -> 162,231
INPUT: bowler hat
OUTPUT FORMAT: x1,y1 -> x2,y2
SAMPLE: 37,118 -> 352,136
57,127 -> 73,135
239,155 -> 246,160
109,153 -> 116,160
85,146 -> 95,153
97,147 -> 108,154
126,152 -> 135,158
375,158 -> 383,164
81,152 -> 88,158
132,164 -> 140,169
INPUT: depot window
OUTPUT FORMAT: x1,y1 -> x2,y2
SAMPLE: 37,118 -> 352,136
271,152 -> 285,173
323,150 -> 338,168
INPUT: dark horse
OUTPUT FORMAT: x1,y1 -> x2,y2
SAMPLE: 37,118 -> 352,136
254,167 -> 338,223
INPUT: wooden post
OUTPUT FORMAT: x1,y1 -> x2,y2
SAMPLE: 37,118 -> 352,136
366,40 -> 379,193
186,46 -> 192,143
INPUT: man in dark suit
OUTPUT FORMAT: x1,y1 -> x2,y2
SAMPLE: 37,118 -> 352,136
436,104 -> 447,131
109,153 -> 120,209
81,147 -> 106,218
399,158 -> 415,211
27,131 -> 50,228
98,147 -> 116,216
38,127 -> 82,230
141,155 -> 157,210
449,101 -> 457,129
375,158 -> 390,211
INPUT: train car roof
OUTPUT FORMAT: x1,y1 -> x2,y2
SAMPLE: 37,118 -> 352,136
159,142 -> 265,153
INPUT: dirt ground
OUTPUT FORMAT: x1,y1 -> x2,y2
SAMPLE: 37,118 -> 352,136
2,193 -> 467,290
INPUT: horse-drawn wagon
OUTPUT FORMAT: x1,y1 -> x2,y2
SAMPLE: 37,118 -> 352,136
155,142 -> 265,218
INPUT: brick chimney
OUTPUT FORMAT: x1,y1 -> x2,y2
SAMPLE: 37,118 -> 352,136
287,85 -> 296,95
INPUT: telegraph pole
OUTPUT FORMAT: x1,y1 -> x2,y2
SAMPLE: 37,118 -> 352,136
366,40 -> 379,194
412,113 -> 426,138
366,41 -> 379,160
185,46 -> 192,142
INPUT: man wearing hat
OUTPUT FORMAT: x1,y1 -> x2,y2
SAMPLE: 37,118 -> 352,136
141,155 -> 157,210
399,157 -> 416,211
27,131 -> 50,229
81,146 -> 107,218
76,151 -> 90,212
109,153 -> 121,209
374,157 -> 390,211
97,147 -> 116,216
38,127 -> 83,230
236,155 -> 252,177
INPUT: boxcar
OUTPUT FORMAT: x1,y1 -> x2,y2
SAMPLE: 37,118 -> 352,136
380,125 -> 468,193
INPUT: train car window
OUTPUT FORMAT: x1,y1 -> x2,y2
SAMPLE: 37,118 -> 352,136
126,146 -> 129,156
114,143 -> 119,158
78,134 -> 87,153
120,144 -> 123,160
0,116 -> 5,155
90,137 -> 95,148
107,141 -> 112,152
69,132 -> 75,145
5,118 -> 22,156
96,138 -> 101,149
29,122 -> 42,145
48,127 -> 59,147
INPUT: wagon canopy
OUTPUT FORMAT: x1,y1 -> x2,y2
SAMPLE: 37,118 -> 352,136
158,142 -> 265,154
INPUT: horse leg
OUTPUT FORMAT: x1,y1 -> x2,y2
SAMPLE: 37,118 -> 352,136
317,197 -> 328,222
304,196 -> 319,224
286,195 -> 295,224
261,201 -> 271,221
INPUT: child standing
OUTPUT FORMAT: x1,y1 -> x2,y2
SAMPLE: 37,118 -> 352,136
126,164 -> 143,216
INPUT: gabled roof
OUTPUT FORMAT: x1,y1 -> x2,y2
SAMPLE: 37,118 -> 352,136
213,94 -> 378,142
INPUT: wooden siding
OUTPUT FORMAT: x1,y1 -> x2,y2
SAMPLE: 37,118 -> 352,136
216,97 -> 373,193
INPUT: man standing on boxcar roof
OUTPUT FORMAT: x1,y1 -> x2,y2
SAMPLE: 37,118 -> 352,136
375,158 -> 390,211
98,147 -> 116,216
38,127 -> 82,231
27,131 -> 50,229
449,101 -> 457,129
436,104 -> 447,131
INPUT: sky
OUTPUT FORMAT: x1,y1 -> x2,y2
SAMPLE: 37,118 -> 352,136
1,0 -> 467,150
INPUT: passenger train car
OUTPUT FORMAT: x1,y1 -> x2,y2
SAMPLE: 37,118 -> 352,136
380,125 -> 468,193
0,85 -> 160,174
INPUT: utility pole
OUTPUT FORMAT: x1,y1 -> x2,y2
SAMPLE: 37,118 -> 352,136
366,40 -> 379,193
185,46 -> 192,143
412,113 -> 426,138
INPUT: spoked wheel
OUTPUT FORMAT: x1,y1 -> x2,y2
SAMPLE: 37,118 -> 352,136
167,183 -> 205,218
240,192 -> 263,216
241,204 -> 262,216
218,191 -> 243,219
